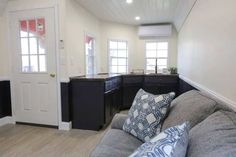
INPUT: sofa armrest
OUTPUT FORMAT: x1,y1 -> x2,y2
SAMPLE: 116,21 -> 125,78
111,113 -> 128,130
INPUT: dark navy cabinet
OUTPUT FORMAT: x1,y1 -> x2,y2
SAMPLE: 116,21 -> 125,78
70,74 -> 179,131
0,81 -> 12,118
122,75 -> 143,109
70,75 -> 122,130
122,74 -> 179,109
143,75 -> 179,95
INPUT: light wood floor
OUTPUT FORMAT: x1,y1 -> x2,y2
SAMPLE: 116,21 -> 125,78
0,124 -> 109,157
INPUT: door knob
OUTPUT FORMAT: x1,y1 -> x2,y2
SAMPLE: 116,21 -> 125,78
50,74 -> 56,78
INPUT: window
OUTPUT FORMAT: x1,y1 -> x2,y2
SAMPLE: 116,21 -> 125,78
85,35 -> 96,75
20,19 -> 47,72
109,40 -> 128,74
146,41 -> 168,73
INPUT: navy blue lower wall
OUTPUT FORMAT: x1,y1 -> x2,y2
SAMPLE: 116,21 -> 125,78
0,81 -> 12,118
61,82 -> 71,122
178,78 -> 197,95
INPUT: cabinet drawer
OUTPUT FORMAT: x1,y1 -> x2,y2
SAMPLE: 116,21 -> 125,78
105,77 -> 121,92
123,76 -> 143,86
144,76 -> 178,84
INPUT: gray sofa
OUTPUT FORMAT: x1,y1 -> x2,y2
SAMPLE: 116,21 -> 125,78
90,90 -> 236,157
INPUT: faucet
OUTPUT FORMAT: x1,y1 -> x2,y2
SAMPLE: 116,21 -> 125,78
155,58 -> 158,74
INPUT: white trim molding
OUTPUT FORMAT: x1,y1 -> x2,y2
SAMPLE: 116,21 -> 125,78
59,121 -> 72,131
60,78 -> 70,83
0,116 -> 15,126
179,75 -> 236,111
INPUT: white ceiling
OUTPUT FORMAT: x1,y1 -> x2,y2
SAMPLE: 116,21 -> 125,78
76,0 -> 197,31
75,0 -> 182,25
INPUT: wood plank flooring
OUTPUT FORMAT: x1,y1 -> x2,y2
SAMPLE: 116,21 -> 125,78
0,124 -> 109,157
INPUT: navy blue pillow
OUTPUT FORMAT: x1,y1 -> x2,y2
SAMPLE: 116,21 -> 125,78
123,89 -> 175,142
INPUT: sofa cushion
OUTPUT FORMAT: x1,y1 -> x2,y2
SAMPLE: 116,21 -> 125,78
162,90 -> 216,130
111,114 -> 128,130
187,110 -> 236,157
123,89 -> 175,142
130,122 -> 189,157
90,129 -> 143,157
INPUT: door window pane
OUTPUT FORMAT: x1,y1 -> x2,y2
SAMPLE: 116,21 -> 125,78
37,18 -> 45,37
20,20 -> 28,37
38,38 -> 46,54
21,38 -> 29,54
22,55 -> 30,72
19,18 -> 47,73
30,55 -> 38,72
29,38 -> 37,54
29,20 -> 36,37
39,55 -> 46,72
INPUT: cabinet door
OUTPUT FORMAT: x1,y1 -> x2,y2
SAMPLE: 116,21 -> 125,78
113,88 -> 122,112
104,92 -> 113,124
122,86 -> 141,109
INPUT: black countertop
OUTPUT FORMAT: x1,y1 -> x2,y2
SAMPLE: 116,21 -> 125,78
70,74 -> 121,81
70,73 -> 179,81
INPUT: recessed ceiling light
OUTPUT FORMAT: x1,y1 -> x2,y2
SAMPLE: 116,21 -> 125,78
135,16 -> 140,21
126,0 -> 133,4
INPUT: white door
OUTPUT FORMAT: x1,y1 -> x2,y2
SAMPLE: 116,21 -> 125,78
10,8 -> 58,126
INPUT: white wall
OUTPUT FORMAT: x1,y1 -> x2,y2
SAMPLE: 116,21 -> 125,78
178,0 -> 236,104
65,0 -> 101,77
100,21 -> 138,73
0,14 -> 9,78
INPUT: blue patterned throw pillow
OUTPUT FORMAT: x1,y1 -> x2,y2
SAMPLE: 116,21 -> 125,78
129,122 -> 189,157
123,89 -> 175,142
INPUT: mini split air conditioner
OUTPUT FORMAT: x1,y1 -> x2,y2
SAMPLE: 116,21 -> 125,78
138,25 -> 172,38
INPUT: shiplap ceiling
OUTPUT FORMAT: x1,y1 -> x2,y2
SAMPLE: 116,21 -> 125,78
76,0 -> 181,25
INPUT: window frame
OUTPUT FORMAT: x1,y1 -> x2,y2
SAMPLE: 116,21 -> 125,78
85,33 -> 96,75
108,39 -> 128,74
145,40 -> 169,73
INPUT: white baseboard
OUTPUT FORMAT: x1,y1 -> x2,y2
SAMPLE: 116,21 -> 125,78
0,116 -> 15,126
179,75 -> 236,111
59,121 -> 72,131
60,78 -> 70,83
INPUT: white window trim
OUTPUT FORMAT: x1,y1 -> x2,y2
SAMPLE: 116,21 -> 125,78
108,39 -> 128,74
